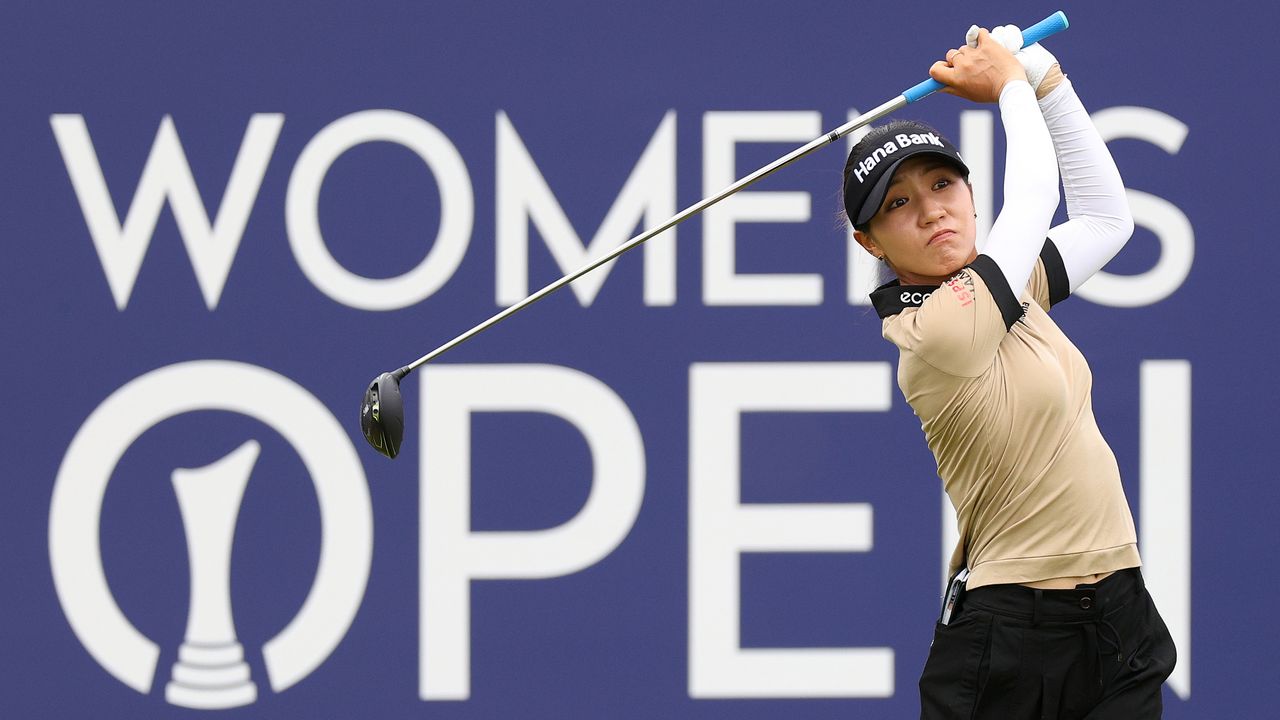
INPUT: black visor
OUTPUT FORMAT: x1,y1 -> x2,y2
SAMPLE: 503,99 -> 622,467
843,122 -> 969,227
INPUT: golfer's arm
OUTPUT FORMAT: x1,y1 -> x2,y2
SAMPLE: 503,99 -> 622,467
977,80 -> 1060,300
1041,78 -> 1135,292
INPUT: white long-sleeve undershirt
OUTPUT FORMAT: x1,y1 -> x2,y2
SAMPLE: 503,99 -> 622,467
1039,78 -> 1136,292
981,80 -> 1060,298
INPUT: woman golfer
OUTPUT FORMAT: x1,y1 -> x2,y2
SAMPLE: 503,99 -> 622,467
841,26 -> 1176,718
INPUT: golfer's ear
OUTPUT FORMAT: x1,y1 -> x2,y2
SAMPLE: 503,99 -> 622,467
853,229 -> 879,259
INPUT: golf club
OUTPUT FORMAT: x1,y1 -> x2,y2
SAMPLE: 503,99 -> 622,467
360,11 -> 1070,459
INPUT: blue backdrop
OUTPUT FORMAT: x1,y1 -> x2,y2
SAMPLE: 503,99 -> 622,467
3,2 -> 1274,717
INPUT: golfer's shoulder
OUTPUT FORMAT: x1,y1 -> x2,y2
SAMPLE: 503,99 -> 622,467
881,284 -> 1005,375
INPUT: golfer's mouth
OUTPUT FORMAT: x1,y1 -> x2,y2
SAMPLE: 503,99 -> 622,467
929,229 -> 956,246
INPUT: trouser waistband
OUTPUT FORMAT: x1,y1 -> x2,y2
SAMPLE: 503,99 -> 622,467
963,567 -> 1145,625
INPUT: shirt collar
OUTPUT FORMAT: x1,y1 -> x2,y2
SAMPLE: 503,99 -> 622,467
868,279 -> 943,319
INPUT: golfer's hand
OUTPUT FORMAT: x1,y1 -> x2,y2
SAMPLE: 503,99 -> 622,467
929,28 -> 1026,104
966,24 -> 1064,100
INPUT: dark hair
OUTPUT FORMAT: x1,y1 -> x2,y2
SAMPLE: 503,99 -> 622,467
842,119 -> 962,233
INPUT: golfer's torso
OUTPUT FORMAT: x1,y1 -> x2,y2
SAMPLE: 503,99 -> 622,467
891,267 -> 1140,590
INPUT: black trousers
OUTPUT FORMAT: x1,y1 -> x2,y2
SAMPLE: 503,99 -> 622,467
919,568 -> 1176,719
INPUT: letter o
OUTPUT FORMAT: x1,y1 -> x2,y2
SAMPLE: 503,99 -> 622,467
50,361 -> 373,695
286,110 -> 473,311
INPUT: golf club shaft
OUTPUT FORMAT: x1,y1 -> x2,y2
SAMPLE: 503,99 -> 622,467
401,95 -> 904,374
401,10 -> 1070,375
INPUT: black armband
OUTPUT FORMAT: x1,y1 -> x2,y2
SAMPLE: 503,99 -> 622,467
967,255 -> 1023,330
1040,239 -> 1071,307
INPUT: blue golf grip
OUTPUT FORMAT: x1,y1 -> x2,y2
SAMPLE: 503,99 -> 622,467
902,10 -> 1069,104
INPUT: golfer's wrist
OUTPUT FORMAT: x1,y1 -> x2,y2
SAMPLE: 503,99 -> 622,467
998,78 -> 1034,104
1036,65 -> 1065,99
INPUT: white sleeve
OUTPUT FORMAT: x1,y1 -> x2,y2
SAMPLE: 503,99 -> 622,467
1039,78 -> 1136,292
979,80 -> 1060,300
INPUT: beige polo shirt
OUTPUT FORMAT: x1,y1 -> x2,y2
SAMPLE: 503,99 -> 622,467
870,242 -> 1141,589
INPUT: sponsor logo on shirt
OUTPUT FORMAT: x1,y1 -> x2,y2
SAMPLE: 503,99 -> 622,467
900,289 -> 934,305
944,273 -> 974,308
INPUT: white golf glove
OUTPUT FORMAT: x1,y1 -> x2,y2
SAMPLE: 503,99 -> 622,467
966,24 -> 1058,93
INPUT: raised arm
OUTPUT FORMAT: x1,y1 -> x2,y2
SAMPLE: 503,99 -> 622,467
931,29 -> 1060,312
1040,78 -> 1135,292
976,25 -> 1135,294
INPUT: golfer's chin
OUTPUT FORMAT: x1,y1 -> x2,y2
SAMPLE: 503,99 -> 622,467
899,254 -> 974,286
932,246 -> 978,280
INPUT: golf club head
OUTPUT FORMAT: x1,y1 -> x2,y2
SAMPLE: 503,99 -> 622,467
360,370 -> 407,459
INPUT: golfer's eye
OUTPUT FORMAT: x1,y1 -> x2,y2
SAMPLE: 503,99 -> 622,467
886,197 -> 907,211
933,178 -> 951,191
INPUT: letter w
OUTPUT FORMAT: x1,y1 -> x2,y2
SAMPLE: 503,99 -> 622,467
51,114 -> 283,309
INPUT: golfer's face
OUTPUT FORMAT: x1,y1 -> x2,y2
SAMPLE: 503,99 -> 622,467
866,157 -> 977,285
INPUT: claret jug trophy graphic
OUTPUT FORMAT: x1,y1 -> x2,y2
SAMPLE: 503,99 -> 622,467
165,441 -> 260,709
